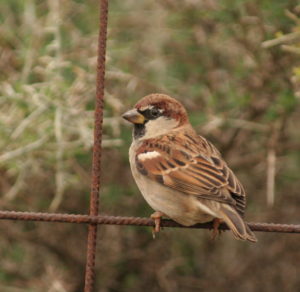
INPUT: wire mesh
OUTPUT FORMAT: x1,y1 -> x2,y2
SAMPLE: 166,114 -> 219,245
1,0 -> 300,291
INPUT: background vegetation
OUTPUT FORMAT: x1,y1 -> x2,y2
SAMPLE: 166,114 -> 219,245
0,0 -> 300,291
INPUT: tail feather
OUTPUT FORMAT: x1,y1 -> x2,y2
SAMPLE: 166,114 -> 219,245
219,205 -> 257,243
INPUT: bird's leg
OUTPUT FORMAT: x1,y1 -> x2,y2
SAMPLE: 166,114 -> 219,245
211,218 -> 222,240
150,211 -> 165,238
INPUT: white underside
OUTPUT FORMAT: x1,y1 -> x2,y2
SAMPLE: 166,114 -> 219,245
129,142 -> 219,226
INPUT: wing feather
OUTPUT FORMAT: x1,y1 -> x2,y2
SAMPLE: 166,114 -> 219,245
135,129 -> 246,215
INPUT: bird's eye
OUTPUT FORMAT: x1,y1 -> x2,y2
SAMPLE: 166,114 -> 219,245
150,108 -> 160,118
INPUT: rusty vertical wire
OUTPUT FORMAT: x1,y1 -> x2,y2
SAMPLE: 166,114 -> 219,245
84,0 -> 108,291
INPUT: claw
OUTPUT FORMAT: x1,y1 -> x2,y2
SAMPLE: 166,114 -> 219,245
150,211 -> 165,238
211,218 -> 222,240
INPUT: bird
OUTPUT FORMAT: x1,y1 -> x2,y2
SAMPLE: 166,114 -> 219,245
122,93 -> 257,242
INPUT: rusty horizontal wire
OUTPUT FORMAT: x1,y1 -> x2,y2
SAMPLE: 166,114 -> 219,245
0,210 -> 299,233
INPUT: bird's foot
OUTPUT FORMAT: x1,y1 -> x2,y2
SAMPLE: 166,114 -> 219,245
150,211 -> 165,239
211,218 -> 222,240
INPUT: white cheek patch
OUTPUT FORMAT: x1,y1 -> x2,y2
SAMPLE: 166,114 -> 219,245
141,117 -> 179,140
138,151 -> 161,161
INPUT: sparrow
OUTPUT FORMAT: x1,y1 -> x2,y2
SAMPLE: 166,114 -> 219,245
122,93 -> 257,242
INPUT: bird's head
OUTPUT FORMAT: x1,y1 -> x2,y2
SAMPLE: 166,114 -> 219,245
122,93 -> 189,139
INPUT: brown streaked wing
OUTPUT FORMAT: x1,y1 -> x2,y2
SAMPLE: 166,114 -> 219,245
135,139 -> 243,209
208,155 -> 246,216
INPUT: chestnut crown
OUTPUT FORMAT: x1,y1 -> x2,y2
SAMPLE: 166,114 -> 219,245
134,93 -> 189,126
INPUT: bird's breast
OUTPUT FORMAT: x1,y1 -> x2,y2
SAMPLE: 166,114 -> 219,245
129,142 -> 214,226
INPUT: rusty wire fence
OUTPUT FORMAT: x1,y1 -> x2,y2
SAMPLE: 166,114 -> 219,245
1,0 -> 300,291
